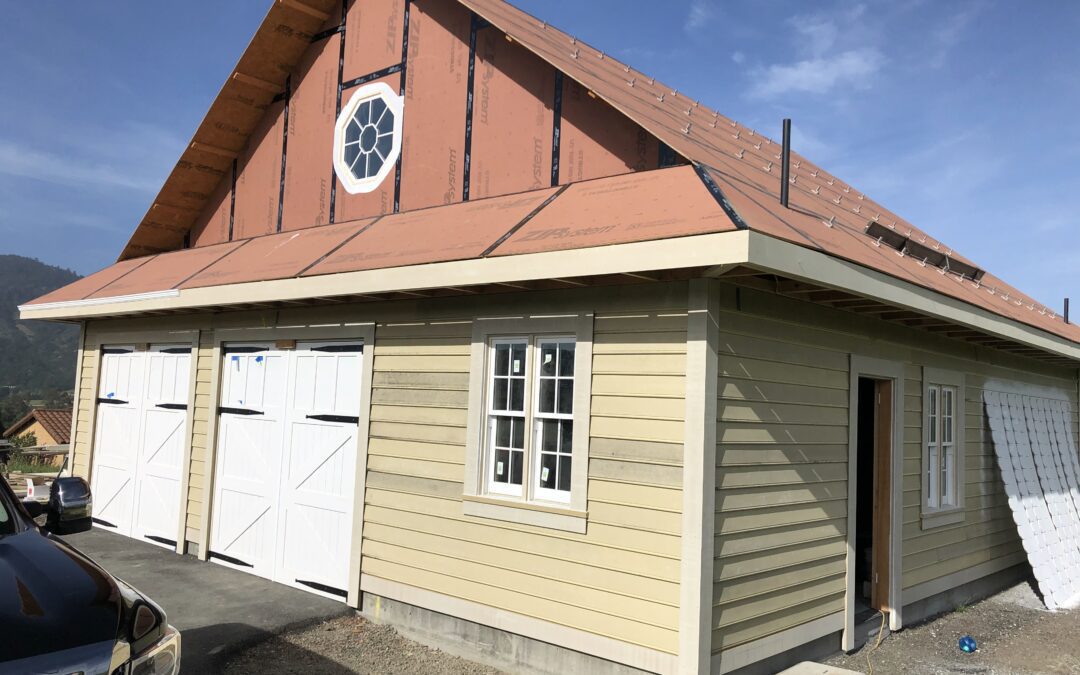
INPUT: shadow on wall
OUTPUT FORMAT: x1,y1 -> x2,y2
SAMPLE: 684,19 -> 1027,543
713,341 -> 850,652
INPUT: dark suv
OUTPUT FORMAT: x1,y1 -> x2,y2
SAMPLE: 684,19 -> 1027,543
0,474 -> 180,674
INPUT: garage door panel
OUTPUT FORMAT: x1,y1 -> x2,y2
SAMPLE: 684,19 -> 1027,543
287,423 -> 353,497
281,504 -> 349,586
215,489 -> 276,570
141,409 -> 185,469
91,464 -> 134,528
223,350 -> 288,412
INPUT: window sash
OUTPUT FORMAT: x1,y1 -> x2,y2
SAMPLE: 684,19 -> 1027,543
483,336 -> 577,504
926,383 -> 959,510
486,339 -> 528,496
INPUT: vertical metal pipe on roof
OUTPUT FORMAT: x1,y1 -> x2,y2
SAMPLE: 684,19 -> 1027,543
1066,297 -> 1070,324
780,118 -> 791,208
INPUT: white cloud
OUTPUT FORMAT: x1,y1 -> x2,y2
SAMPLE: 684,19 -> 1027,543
685,0 -> 715,32
793,16 -> 839,57
748,48 -> 885,99
0,140 -> 160,191
0,121 -> 182,193
731,51 -> 745,64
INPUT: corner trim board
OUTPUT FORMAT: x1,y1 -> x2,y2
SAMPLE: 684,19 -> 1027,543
679,279 -> 719,674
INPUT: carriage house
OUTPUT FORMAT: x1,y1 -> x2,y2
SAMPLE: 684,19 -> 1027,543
21,1 -> 1080,673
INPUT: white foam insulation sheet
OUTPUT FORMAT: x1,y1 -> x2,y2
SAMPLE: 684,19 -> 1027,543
984,391 -> 1080,609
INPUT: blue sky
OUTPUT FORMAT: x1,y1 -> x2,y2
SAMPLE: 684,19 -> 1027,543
2,1 -> 1078,311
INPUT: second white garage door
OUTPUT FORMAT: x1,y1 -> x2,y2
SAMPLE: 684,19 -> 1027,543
209,340 -> 363,600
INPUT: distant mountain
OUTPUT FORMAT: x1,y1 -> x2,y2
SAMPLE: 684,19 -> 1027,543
0,255 -> 81,429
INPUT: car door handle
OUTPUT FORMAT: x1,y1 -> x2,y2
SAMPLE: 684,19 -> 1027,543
305,414 -> 360,424
97,398 -> 129,405
155,403 -> 188,411
218,407 -> 264,416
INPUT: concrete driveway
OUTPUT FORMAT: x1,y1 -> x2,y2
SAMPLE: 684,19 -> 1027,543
61,528 -> 353,673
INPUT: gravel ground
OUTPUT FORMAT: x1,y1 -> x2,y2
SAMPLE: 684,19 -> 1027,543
223,614 -> 504,675
825,580 -> 1080,675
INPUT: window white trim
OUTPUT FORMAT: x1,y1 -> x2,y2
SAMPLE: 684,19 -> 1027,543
333,82 -> 403,195
922,367 -> 966,528
464,315 -> 592,531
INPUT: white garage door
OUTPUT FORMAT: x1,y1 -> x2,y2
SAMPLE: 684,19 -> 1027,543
210,340 -> 363,600
91,344 -> 191,549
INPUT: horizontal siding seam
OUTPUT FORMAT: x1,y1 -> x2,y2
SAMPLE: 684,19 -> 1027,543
362,556 -> 679,634
364,498 -> 681,563
714,532 -> 847,560
713,570 -> 846,607
715,552 -> 847,583
365,539 -> 679,610
713,589 -> 845,630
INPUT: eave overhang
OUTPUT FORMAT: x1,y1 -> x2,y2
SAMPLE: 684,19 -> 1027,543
20,229 -> 1080,365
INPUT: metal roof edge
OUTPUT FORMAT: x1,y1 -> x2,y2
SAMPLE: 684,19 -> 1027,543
745,231 -> 1080,362
19,230 -> 751,322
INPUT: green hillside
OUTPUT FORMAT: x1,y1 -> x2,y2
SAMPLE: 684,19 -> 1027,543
0,255 -> 81,429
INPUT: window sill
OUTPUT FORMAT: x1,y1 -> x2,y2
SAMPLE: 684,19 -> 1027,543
462,495 -> 587,534
921,507 -> 965,530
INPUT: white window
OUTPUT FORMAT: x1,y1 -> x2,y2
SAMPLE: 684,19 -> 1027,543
923,368 -> 965,527
464,316 -> 592,532
333,82 -> 403,194
484,336 -> 576,504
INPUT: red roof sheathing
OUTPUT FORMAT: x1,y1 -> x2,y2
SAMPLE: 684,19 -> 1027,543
24,0 -> 1079,346
456,0 -> 1078,343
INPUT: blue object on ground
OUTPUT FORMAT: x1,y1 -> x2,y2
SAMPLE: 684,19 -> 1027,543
959,635 -> 977,653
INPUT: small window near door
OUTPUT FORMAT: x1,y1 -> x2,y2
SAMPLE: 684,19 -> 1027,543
922,368 -> 965,527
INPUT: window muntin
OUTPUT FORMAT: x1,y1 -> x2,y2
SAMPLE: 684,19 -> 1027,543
333,82 -> 403,194
483,336 -> 577,504
926,383 -> 959,510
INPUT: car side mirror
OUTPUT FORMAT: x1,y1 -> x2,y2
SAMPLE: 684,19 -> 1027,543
21,499 -> 45,519
44,476 -> 93,535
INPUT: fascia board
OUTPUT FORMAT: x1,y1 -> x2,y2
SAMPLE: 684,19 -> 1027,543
746,230 -> 1080,363
19,230 -> 751,321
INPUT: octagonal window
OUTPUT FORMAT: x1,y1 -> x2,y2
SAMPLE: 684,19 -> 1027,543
333,82 -> 403,195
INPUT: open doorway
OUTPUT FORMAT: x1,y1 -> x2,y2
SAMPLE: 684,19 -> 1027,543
854,376 -> 893,624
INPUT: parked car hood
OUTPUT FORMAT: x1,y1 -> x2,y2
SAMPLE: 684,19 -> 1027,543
0,528 -> 121,662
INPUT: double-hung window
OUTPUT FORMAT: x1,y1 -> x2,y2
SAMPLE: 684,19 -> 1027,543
922,368 -> 965,527
465,316 -> 592,532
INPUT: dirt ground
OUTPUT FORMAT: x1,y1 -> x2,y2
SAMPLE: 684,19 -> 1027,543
223,614 -> 503,675
826,580 -> 1080,675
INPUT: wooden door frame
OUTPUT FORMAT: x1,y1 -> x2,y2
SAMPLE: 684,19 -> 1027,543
844,356 -> 905,650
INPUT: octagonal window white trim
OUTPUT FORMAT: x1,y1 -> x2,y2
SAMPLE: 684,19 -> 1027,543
333,82 -> 403,195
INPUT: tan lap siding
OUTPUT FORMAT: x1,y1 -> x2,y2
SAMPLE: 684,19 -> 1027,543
713,309 -> 848,653
361,308 -> 686,655
185,333 -> 215,545
712,284 -> 1077,656
72,343 -> 99,479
